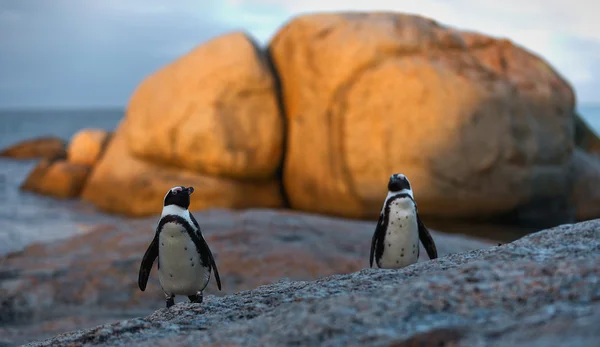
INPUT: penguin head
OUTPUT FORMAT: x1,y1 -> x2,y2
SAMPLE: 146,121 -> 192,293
163,186 -> 195,209
387,173 -> 411,193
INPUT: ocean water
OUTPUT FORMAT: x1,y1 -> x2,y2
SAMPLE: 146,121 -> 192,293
0,106 -> 599,257
0,109 -> 125,256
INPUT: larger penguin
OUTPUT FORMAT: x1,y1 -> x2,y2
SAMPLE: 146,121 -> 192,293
370,173 -> 438,269
138,186 -> 222,308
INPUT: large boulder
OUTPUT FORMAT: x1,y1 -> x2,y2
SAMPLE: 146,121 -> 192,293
20,219 -> 600,347
81,121 -> 284,217
0,137 -> 66,160
0,209 -> 492,345
124,32 -> 283,180
269,13 -> 575,221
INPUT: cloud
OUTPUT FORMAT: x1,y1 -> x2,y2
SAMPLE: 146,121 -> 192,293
0,0 -> 598,108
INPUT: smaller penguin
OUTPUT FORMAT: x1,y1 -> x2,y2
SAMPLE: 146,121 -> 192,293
369,173 -> 438,269
138,186 -> 222,308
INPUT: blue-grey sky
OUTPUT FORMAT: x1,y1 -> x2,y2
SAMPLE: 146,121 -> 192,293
0,0 -> 598,109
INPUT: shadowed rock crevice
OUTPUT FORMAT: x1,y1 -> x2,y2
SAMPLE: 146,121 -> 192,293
261,36 -> 291,208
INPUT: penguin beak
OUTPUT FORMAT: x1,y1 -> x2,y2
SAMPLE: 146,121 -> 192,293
185,186 -> 194,195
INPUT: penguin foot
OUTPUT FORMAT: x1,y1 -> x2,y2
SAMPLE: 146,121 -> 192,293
188,292 -> 203,304
165,295 -> 175,308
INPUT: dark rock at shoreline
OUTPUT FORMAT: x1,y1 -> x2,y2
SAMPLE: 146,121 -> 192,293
0,208 -> 493,345
0,137 -> 66,160
22,219 -> 600,346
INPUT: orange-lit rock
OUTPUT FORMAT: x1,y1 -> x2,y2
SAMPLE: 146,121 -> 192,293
81,121 -> 284,217
125,32 -> 283,180
67,129 -> 112,167
269,12 -> 575,220
20,159 -> 90,199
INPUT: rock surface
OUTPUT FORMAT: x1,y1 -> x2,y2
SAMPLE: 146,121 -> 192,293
125,31 -> 283,180
67,129 -> 112,167
0,209 -> 493,346
81,122 -> 284,217
21,219 -> 600,347
269,12 -> 575,221
19,158 -> 91,199
0,137 -> 66,160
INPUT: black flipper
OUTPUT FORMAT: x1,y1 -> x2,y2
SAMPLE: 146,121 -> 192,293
370,212 -> 386,268
417,214 -> 438,260
138,233 -> 159,291
189,212 -> 223,291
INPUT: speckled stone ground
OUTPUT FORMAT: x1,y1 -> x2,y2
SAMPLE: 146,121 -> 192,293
21,219 -> 600,347
0,208 -> 492,346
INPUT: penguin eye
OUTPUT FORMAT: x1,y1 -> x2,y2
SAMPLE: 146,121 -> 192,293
172,190 -> 178,195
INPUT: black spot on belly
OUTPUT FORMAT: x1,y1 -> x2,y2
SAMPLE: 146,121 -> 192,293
189,257 -> 193,261
161,243 -> 164,246
401,248 -> 404,252
399,224 -> 403,227
413,250 -> 416,254
401,253 -> 404,257
191,263 -> 194,267
170,274 -> 173,278
185,247 -> 188,250
388,243 -> 391,247
171,235 -> 174,238
396,260 -> 399,264
391,222 -> 394,225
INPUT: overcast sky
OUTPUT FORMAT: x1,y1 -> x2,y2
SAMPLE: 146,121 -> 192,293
0,0 -> 598,109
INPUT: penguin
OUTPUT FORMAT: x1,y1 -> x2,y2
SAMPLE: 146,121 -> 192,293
369,173 -> 438,269
138,186 -> 222,308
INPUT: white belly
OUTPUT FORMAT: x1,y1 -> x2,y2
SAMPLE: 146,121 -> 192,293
158,222 -> 210,296
378,199 -> 420,269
